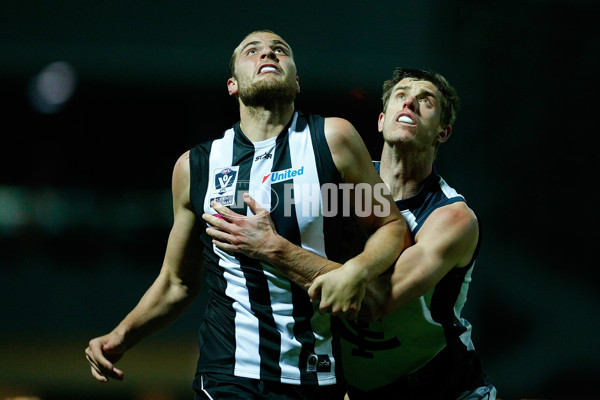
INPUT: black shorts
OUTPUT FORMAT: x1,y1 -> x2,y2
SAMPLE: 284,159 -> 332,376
194,371 -> 347,400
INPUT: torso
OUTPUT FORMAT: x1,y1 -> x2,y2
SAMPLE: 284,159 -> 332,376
188,111 -> 346,386
339,167 -> 480,391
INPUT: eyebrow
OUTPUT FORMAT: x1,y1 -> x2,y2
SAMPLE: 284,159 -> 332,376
239,39 -> 291,54
395,86 -> 437,97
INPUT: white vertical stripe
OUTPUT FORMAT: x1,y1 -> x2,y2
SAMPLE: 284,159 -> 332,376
263,260 -> 302,383
247,136 -> 276,213
205,129 -> 262,378
205,129 -> 235,215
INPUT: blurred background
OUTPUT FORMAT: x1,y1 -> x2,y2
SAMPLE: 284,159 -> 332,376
1,1 -> 598,399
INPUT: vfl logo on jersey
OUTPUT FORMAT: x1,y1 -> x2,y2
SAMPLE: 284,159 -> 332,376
215,167 -> 238,194
255,151 -> 273,161
262,166 -> 304,183
306,354 -> 331,373
340,320 -> 401,358
210,166 -> 239,206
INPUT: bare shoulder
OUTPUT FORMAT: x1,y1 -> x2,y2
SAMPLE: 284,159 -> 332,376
322,117 -> 374,182
323,117 -> 359,146
429,201 -> 478,230
173,150 -> 191,177
420,201 -> 479,267
172,150 -> 192,206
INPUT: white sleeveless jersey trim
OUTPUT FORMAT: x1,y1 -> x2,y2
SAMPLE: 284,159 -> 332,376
400,209 -> 418,231
439,176 -> 463,200
457,265 -> 476,351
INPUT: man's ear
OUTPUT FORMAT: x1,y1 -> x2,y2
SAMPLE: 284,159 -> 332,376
296,76 -> 300,93
437,125 -> 452,143
227,77 -> 238,96
377,112 -> 385,133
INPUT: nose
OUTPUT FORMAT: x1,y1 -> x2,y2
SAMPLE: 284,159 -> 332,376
260,46 -> 278,60
402,96 -> 417,111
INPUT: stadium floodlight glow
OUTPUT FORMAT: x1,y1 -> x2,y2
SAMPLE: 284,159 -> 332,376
28,61 -> 78,114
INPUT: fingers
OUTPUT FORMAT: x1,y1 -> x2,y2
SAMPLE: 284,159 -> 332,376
321,303 -> 359,320
204,223 -> 235,243
203,203 -> 234,226
211,200 -> 243,220
202,201 -> 243,235
309,278 -> 360,319
202,210 -> 237,244
243,193 -> 268,216
85,341 -> 124,382
307,279 -> 322,303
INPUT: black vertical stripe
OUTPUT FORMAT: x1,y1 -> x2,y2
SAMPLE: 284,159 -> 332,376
290,282 -> 319,384
306,113 -> 353,382
306,113 -> 345,264
270,117 -> 318,384
230,125 -> 254,215
270,130 -> 301,244
232,123 -> 282,379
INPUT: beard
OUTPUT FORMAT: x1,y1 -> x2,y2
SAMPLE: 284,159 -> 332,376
237,75 -> 297,109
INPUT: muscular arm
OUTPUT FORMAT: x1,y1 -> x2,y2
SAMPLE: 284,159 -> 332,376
359,201 -> 479,321
204,118 -> 410,318
85,151 -> 204,382
308,118 -> 409,314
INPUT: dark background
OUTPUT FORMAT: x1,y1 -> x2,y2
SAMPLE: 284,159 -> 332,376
1,1 -> 598,399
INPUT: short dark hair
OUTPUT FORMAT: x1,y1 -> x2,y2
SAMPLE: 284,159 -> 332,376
381,68 -> 460,126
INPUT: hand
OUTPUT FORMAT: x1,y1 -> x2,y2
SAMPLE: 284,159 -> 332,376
307,262 -> 367,320
202,193 -> 279,260
357,272 -> 393,321
85,332 -> 126,382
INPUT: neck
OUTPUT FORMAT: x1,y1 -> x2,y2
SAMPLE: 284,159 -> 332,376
380,142 -> 434,200
238,102 -> 295,142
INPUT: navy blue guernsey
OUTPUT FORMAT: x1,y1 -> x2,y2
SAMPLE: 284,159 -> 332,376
188,112 -> 346,387
340,164 -> 485,391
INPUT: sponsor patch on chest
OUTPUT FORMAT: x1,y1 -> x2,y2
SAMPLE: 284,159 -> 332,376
210,166 -> 239,206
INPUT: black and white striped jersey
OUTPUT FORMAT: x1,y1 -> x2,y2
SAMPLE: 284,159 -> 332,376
189,111 -> 345,386
340,166 -> 485,391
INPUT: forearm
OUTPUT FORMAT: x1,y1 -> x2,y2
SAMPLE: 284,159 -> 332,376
342,219 -> 408,282
261,234 -> 341,290
112,270 -> 199,349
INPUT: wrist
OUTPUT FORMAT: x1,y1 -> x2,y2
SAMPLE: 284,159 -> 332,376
260,233 -> 289,262
341,258 -> 370,284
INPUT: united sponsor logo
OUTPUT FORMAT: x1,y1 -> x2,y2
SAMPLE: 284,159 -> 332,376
262,166 -> 304,184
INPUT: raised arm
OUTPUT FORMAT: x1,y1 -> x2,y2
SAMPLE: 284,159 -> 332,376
359,201 -> 479,321
85,151 -> 204,382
